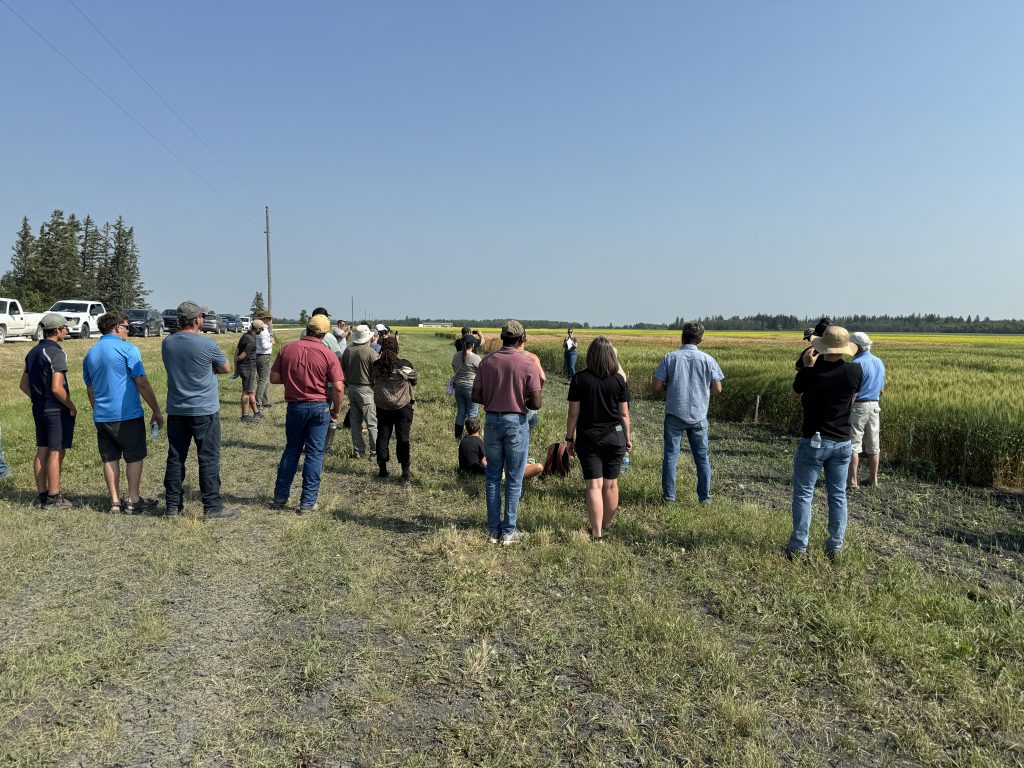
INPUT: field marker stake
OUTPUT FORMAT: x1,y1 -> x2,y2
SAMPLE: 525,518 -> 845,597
754,394 -> 760,425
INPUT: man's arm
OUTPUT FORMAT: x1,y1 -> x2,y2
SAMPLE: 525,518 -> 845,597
651,377 -> 666,396
330,379 -> 344,419
135,376 -> 165,428
525,388 -> 542,411
711,380 -> 723,395
51,372 -> 76,417
20,372 -> 31,398
471,375 -> 483,405
87,385 -> 96,409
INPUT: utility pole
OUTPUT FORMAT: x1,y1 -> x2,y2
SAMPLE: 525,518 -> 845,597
264,206 -> 272,314
351,295 -> 354,324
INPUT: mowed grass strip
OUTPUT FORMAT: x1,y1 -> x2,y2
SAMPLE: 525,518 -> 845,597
0,331 -> 1022,766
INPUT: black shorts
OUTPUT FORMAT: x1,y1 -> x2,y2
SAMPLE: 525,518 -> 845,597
96,417 -> 147,463
34,410 -> 75,451
239,366 -> 258,393
576,437 -> 627,481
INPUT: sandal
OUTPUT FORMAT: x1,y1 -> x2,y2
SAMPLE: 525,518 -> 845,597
109,501 -> 123,514
124,497 -> 159,514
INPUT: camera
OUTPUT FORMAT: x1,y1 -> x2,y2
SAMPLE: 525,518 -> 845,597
812,317 -> 830,338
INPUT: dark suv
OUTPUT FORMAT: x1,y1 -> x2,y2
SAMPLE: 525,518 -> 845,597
162,309 -> 179,333
202,312 -> 227,334
125,308 -> 163,337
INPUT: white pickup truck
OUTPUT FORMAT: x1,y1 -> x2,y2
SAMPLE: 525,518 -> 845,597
0,298 -> 107,343
0,298 -> 48,343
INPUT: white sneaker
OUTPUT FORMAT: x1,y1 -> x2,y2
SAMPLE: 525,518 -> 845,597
488,535 -> 499,545
500,530 -> 530,546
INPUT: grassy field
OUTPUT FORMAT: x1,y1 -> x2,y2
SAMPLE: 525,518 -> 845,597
1,330 -> 1023,767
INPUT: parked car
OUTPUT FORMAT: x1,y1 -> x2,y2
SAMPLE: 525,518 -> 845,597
223,314 -> 244,332
48,300 -> 106,339
0,297 -> 50,343
125,308 -> 163,337
162,309 -> 179,333
202,312 -> 227,334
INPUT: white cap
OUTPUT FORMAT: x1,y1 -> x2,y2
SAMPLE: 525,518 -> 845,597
375,323 -> 388,332
849,331 -> 872,348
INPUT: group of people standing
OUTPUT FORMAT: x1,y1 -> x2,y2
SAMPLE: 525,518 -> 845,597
14,306 -> 885,558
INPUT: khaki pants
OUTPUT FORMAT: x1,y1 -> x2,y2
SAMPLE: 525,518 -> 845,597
255,354 -> 272,407
347,385 -> 377,456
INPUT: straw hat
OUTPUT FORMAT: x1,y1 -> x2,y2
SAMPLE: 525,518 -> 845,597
810,325 -> 857,355
351,324 -> 373,344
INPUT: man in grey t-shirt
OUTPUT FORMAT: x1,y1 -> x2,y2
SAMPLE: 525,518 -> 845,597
161,300 -> 239,520
652,321 -> 724,504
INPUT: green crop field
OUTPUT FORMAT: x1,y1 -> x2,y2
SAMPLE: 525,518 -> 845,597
1,330 -> 1023,766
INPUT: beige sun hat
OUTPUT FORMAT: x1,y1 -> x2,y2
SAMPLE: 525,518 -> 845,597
810,325 -> 858,356
351,324 -> 374,344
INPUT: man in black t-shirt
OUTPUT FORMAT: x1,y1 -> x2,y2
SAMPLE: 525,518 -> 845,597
234,326 -> 260,423
787,325 -> 863,560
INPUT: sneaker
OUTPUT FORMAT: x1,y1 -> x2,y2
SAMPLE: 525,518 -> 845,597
500,530 -> 530,546
784,547 -> 808,562
204,507 -> 241,520
825,548 -> 842,562
368,452 -> 376,460
253,411 -> 264,420
488,534 -> 500,545
269,497 -> 289,509
297,503 -> 320,516
32,492 -> 48,508
699,497 -> 713,506
401,467 -> 411,482
240,414 -> 257,424
43,493 -> 77,509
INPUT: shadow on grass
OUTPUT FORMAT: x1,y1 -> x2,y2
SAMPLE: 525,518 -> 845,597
937,527 -> 1024,553
330,506 -> 481,533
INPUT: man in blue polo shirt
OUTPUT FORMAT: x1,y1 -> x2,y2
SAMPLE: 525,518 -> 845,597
848,332 -> 886,488
653,320 -> 724,504
20,312 -> 78,508
83,312 -> 165,514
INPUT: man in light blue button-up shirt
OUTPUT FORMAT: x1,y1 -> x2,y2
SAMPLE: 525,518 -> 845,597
652,321 -> 724,503
848,331 -> 886,487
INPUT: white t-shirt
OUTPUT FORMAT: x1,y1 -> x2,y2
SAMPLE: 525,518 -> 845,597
564,336 -> 578,351
256,329 -> 274,354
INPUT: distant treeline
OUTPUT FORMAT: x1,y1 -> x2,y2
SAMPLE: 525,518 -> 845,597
379,313 -> 1024,334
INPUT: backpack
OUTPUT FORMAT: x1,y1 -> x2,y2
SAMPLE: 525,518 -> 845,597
374,369 -> 414,410
542,441 -> 572,477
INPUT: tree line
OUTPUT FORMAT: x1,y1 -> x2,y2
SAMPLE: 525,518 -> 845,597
684,314 -> 1024,334
1,211 -> 149,311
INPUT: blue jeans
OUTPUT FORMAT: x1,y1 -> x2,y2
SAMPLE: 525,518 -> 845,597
454,384 -> 478,427
662,415 -> 711,502
789,438 -> 853,553
484,412 -> 530,536
164,414 -> 222,513
564,349 -> 577,379
274,401 -> 331,508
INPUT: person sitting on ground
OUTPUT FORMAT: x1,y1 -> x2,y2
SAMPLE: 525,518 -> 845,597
82,311 -> 164,514
458,417 -> 487,475
565,336 -> 632,541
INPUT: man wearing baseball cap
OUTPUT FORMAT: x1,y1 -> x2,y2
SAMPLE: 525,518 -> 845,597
471,319 -> 543,545
20,313 -> 78,508
848,332 -> 886,488
161,301 -> 239,520
787,325 -> 863,560
270,314 -> 344,514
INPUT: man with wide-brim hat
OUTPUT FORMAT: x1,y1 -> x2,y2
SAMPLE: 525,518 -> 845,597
786,324 -> 863,560
341,324 -> 379,459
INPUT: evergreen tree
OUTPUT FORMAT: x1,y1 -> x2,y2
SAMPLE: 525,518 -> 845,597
36,210 -> 83,303
100,217 -> 150,309
0,216 -> 47,308
251,291 -> 266,315
78,215 -> 105,298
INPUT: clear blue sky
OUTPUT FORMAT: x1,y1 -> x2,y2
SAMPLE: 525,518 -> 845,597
2,1 -> 1022,323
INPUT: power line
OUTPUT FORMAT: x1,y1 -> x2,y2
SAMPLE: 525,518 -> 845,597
64,0 -> 314,265
1,0 -> 260,228
66,0 -> 268,208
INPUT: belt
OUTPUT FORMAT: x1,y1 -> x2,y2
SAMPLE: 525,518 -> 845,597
855,399 -> 878,403
256,352 -> 271,356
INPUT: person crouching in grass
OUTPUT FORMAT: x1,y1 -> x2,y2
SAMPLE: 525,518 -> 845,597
458,416 -> 486,475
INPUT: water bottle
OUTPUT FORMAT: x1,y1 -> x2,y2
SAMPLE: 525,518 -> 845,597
621,452 -> 631,473
810,432 -> 822,449
150,421 -> 160,441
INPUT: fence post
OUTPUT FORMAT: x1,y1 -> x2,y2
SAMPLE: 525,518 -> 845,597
754,394 -> 761,425
908,424 -> 914,454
